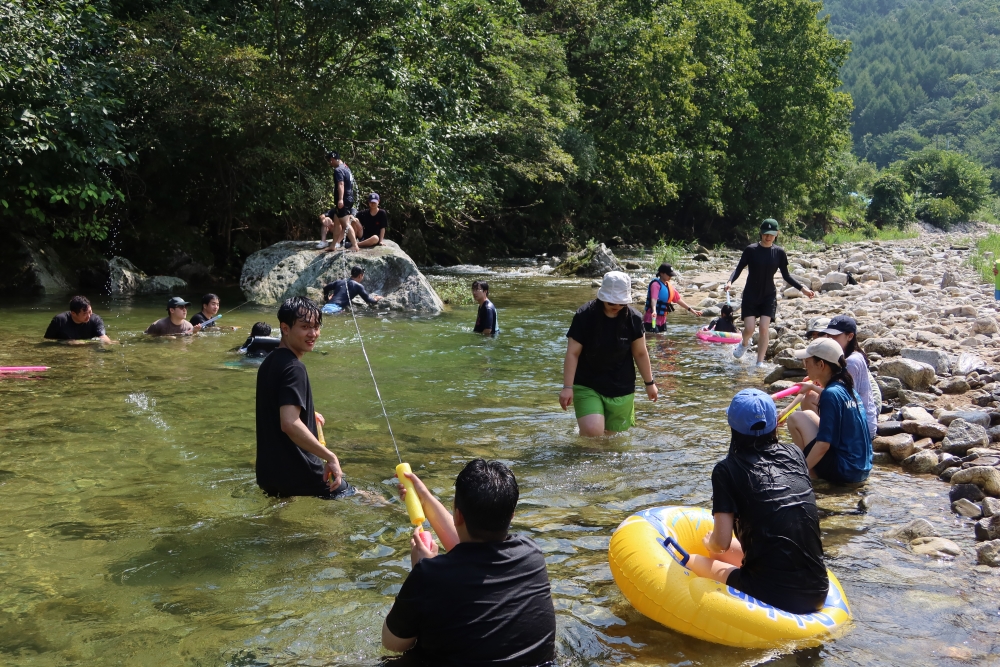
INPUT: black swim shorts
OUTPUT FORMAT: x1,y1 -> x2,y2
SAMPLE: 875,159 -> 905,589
803,438 -> 842,483
726,568 -> 825,615
741,297 -> 777,320
335,204 -> 356,219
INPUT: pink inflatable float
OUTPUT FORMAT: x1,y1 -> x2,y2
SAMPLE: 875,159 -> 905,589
695,328 -> 742,344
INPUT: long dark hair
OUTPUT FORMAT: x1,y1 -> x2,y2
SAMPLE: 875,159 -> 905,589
843,334 -> 869,368
817,355 -> 854,394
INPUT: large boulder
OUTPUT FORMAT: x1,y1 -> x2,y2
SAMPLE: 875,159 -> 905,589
879,358 -> 937,391
951,466 -> 1000,497
941,419 -> 989,455
862,337 -> 903,357
554,243 -> 623,277
0,232 -> 74,294
240,240 -> 443,313
107,257 -> 188,296
901,348 -> 950,374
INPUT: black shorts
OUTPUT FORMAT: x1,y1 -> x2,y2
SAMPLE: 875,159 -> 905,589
726,568 -> 826,615
741,297 -> 777,320
803,438 -> 842,483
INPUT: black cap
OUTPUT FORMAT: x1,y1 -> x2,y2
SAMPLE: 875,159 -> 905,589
326,151 -> 340,161
821,314 -> 856,336
760,218 -> 779,234
167,297 -> 190,308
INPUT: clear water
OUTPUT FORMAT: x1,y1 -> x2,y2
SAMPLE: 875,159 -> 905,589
1,274 -> 998,666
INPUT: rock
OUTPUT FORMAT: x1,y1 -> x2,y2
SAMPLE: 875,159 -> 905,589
108,257 -> 145,295
940,467 -> 958,481
0,232 -> 75,295
623,260 -> 642,270
952,498 -> 982,518
981,497 -> 1000,517
988,425 -> 1000,443
950,466 -> 1000,496
783,287 -> 803,298
910,536 -> 962,557
824,271 -> 848,287
934,454 -> 961,476
873,433 -> 912,453
941,419 -> 990,455
974,317 -> 999,334
944,305 -> 978,317
876,421 -> 904,436
950,482 -> 986,503
702,306 -> 721,317
872,451 -> 895,465
859,493 -> 886,511
862,337 -> 903,357
940,271 -> 959,289
897,389 -> 938,405
693,253 -> 710,262
876,376 -> 902,399
901,420 -> 948,439
901,405 -> 934,422
879,358 -> 937,391
901,348 -> 950,374
240,241 -> 443,313
554,243 -> 623,277
138,275 -> 188,294
763,366 -> 786,384
976,539 -> 1000,566
900,449 -> 938,473
885,518 -> 938,541
773,348 -> 805,370
975,515 -> 1000,541
937,410 -> 991,428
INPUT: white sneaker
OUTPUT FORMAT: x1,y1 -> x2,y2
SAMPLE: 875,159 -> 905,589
733,343 -> 746,359
755,361 -> 766,369
314,241 -> 330,249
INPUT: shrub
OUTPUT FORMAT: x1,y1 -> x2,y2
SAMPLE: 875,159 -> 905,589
916,196 -> 964,230
866,174 -> 912,228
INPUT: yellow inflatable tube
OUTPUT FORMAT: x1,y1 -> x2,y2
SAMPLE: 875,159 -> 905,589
609,506 -> 851,649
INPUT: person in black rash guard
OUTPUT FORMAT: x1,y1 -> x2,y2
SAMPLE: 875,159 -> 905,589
725,218 -> 815,367
322,266 -> 382,312
255,297 -> 354,498
190,293 -> 220,329
238,322 -> 280,358
44,295 -> 113,344
471,280 -> 498,335
706,303 -> 738,333
383,459 -> 556,666
686,389 -> 829,614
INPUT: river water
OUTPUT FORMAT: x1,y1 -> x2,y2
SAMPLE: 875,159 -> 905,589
1,269 -> 998,666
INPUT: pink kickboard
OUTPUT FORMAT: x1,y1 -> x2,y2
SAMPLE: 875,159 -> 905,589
0,366 -> 50,373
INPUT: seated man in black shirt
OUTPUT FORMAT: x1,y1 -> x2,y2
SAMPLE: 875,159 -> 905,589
471,280 -> 498,335
350,192 -> 388,248
44,295 -> 112,344
255,297 -> 353,497
321,266 -> 382,313
686,389 -> 829,614
384,459 -> 556,666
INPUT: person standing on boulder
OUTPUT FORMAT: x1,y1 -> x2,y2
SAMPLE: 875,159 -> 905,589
725,219 -> 816,367
317,151 -> 359,251
559,271 -> 657,436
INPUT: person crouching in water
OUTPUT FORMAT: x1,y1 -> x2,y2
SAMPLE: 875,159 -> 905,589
706,303 -> 738,333
383,459 -> 556,665
687,388 -> 829,614
642,263 -> 701,333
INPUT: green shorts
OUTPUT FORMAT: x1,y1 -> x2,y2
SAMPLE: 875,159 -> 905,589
573,385 -> 636,432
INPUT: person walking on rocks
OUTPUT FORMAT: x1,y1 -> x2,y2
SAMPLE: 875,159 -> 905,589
559,271 -> 657,436
643,263 -> 702,333
317,151 -> 359,251
725,219 -> 815,367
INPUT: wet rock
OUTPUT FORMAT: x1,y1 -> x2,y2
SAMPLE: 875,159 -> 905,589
910,536 -> 962,557
693,253 -> 710,262
873,432 -> 912,453
941,419 -> 990,455
554,243 -> 623,277
901,348 -> 950,374
940,467 -> 958,481
901,421 -> 948,439
989,426 -> 1000,444
877,376 -> 902,399
937,410 -> 991,428
138,275 -> 188,294
913,437 -> 936,450
950,483 -> 986,503
872,451 -> 895,465
880,358 -> 937,391
107,257 -> 188,296
890,438 -> 917,462
623,260 -> 642,270
974,515 -> 1000,541
901,406 -> 934,422
984,497 -> 1000,517
950,466 -> 1000,496
952,498 -> 982,518
975,539 -> 1000,566
885,518 -> 938,541
859,494 -> 887,511
901,449 -> 938,473
877,421 -> 904,436
939,377 -> 972,395
240,241 -> 443,313
863,338 -> 903,357
934,454 -> 961,476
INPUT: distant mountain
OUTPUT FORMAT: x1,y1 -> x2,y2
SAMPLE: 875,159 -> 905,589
822,0 -> 1000,169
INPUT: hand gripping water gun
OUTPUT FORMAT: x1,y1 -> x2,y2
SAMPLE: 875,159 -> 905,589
196,314 -> 222,328
396,462 -> 435,549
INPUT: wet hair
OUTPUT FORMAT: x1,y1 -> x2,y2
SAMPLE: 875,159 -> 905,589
69,295 -> 91,313
350,266 -> 365,279
720,304 -> 735,321
202,293 -> 219,305
657,264 -> 675,277
472,280 -> 489,294
250,322 -> 272,337
277,296 -> 322,329
454,459 -> 519,541
811,354 -> 854,394
730,427 -> 779,452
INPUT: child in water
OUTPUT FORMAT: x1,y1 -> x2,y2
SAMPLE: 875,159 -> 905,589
706,304 -> 738,333
643,263 -> 702,333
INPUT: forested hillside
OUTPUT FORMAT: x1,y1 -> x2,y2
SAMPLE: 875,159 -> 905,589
824,0 -> 1000,170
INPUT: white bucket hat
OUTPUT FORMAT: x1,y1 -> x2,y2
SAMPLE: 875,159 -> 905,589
596,271 -> 632,305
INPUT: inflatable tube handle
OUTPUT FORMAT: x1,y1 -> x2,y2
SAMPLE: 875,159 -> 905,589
662,536 -> 690,566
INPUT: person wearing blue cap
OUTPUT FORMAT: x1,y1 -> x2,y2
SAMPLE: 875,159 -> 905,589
686,388 -> 829,615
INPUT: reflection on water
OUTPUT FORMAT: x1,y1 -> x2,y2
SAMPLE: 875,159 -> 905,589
0,278 -> 998,666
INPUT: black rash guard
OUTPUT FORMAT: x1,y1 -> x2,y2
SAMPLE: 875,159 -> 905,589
322,279 -> 377,309
728,243 -> 803,304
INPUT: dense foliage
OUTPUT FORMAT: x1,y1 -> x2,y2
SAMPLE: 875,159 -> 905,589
3,0 -> 853,273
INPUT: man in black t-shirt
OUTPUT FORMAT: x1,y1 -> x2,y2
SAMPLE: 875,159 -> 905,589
471,280 -> 498,335
686,389 -> 829,614
190,293 -> 220,329
383,459 -> 556,666
317,151 -> 360,251
351,192 -> 388,248
255,296 -> 353,497
44,295 -> 112,344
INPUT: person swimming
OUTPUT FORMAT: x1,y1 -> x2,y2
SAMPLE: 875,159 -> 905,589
706,304 -> 738,333
239,322 -> 280,358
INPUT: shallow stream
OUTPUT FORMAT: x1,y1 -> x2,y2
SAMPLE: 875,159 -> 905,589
1,270 -> 998,666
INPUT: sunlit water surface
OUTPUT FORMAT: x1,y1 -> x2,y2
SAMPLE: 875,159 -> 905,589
1,271 -> 998,667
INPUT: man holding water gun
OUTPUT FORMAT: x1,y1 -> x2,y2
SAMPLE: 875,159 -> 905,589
382,459 -> 556,665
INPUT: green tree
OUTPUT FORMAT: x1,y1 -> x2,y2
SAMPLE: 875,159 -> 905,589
866,172 -> 912,228
896,148 -> 992,221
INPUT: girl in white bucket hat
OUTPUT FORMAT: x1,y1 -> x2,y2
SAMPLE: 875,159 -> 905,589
559,271 -> 657,436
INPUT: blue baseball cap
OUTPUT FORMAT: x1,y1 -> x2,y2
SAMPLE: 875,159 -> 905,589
726,388 -> 778,436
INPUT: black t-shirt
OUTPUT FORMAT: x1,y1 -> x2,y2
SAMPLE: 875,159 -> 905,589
190,312 -> 216,327
357,209 -> 388,240
728,243 -> 803,305
711,440 -> 829,614
334,164 -> 354,204
385,534 -> 556,667
566,300 -> 645,397
44,311 -> 106,340
708,317 -> 738,333
323,279 -> 376,308
474,299 -> 498,334
255,347 -> 328,496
